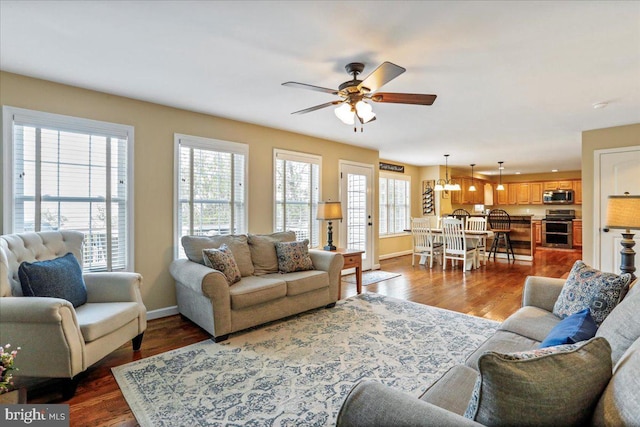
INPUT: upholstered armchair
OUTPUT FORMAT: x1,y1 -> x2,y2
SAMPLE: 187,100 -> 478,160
0,231 -> 146,396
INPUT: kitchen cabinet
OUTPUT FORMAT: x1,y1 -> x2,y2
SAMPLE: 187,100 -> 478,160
573,180 -> 582,205
496,186 -> 509,205
452,177 -> 485,205
572,220 -> 582,247
532,220 -> 542,245
544,180 -> 573,190
530,182 -> 543,204
517,183 -> 530,204
508,183 -> 518,205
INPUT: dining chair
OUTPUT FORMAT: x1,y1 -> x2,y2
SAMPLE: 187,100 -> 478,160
451,209 -> 471,227
411,217 -> 443,268
487,209 -> 515,261
442,217 -> 478,271
466,217 -> 488,265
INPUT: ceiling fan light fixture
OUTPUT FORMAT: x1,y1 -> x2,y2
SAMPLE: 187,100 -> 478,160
355,100 -> 375,123
334,103 -> 354,125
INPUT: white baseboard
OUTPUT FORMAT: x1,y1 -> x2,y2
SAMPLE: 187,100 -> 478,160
147,305 -> 179,320
379,250 -> 412,260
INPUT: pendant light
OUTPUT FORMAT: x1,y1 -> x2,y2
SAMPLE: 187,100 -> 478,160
469,164 -> 477,192
434,154 -> 461,191
496,161 -> 505,191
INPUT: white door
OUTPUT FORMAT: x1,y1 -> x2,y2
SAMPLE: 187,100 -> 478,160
339,161 -> 374,271
595,146 -> 640,273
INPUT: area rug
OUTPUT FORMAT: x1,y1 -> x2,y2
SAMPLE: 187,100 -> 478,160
112,293 -> 498,426
342,270 -> 401,285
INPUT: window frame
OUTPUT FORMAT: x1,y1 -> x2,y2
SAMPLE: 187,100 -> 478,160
273,148 -> 322,247
379,171 -> 411,238
2,105 -> 135,271
173,133 -> 249,259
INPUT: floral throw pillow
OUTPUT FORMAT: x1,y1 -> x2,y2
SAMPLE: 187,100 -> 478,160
202,244 -> 242,285
553,260 -> 632,325
274,239 -> 315,273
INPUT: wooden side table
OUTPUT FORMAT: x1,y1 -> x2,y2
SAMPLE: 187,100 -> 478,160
336,248 -> 365,296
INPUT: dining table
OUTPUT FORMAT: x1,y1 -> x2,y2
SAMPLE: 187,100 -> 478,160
425,228 -> 494,271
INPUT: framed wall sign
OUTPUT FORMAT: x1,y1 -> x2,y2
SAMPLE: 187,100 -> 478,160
379,162 -> 404,173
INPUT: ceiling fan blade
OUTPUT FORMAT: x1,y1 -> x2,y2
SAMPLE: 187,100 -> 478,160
291,100 -> 343,115
358,61 -> 406,93
282,81 -> 339,95
369,93 -> 437,105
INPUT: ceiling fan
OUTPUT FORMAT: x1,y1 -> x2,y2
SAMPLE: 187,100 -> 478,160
282,61 -> 437,131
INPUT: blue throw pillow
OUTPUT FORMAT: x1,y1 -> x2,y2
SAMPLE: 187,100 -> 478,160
19,252 -> 87,308
539,309 -> 597,348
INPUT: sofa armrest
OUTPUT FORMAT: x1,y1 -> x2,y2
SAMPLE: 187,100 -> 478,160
337,380 -> 483,427
0,297 -> 86,377
169,259 -> 230,299
309,249 -> 344,301
83,272 -> 143,303
522,275 -> 566,311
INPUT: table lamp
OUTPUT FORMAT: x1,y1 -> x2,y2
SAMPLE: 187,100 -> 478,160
316,201 -> 342,251
605,193 -> 640,280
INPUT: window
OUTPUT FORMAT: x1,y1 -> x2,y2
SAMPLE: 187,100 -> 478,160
174,134 -> 248,258
379,172 -> 411,236
3,106 -> 134,271
274,149 -> 321,247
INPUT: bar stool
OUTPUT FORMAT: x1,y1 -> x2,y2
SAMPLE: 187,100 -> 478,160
487,209 -> 515,262
451,208 -> 471,227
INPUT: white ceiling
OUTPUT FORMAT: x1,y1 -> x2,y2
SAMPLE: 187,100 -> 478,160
1,1 -> 639,176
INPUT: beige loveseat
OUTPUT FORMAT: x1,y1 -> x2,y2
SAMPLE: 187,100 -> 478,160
338,273 -> 640,426
0,231 -> 147,396
169,232 -> 344,342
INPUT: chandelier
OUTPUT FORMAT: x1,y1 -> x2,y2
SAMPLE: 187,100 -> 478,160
434,154 -> 460,191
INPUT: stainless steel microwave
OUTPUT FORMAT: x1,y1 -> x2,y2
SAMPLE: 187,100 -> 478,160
543,189 -> 575,204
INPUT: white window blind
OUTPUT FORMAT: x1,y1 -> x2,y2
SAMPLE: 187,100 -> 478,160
274,149 -> 321,247
175,134 -> 248,259
3,107 -> 134,271
379,172 -> 411,236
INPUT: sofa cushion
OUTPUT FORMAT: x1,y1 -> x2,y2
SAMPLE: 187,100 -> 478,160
18,252 -> 87,308
465,330 -> 540,370
596,280 -> 640,364
539,308 -> 598,348
420,364 -> 478,416
264,270 -> 329,296
248,231 -> 297,275
75,302 -> 140,342
229,276 -> 287,310
592,337 -> 640,426
499,306 -> 561,342
464,337 -> 612,426
202,245 -> 242,285
553,260 -> 632,325
181,234 -> 254,277
274,239 -> 314,273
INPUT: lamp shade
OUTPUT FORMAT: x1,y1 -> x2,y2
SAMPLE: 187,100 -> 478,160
316,201 -> 343,220
606,195 -> 640,229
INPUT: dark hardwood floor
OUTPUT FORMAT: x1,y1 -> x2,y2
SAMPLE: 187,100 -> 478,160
26,249 -> 582,426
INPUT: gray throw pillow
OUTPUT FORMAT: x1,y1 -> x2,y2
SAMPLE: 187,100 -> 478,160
464,337 -> 612,426
181,234 -> 254,277
553,260 -> 632,325
248,231 -> 296,275
18,252 -> 87,308
202,244 -> 242,285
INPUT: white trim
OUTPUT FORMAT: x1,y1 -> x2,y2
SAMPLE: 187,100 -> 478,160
2,107 -> 15,234
379,249 -> 412,260
173,133 -> 249,259
379,172 -> 411,237
146,305 -> 179,320
592,145 -> 640,269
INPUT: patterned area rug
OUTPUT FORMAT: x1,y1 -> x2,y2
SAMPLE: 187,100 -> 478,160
112,293 -> 498,426
342,270 -> 401,285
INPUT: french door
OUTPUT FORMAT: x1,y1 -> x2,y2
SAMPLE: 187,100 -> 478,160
594,146 -> 640,273
339,161 -> 374,271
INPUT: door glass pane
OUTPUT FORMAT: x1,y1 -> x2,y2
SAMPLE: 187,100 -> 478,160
347,173 -> 367,257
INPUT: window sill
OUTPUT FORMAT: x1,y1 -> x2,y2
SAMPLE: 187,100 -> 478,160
380,232 -> 411,239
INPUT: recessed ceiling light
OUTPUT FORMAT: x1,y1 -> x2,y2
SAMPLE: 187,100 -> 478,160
515,172 -> 521,175
593,102 -> 608,109
552,169 -> 558,172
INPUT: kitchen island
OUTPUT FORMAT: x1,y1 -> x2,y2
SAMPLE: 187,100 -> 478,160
469,214 -> 534,261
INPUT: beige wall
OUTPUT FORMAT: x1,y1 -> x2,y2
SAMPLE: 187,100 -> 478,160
581,123 -> 640,265
0,72 -> 380,312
